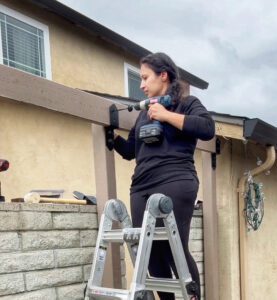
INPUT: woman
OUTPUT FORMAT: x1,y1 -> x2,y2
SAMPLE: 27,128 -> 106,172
113,52 -> 215,300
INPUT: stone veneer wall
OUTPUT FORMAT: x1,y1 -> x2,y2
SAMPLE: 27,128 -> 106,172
0,203 -> 204,300
0,202 -> 99,299
188,209 -> 205,300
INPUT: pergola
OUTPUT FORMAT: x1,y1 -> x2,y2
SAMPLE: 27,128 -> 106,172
0,64 -> 219,300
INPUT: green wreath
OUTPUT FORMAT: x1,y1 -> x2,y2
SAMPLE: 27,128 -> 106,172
244,175 -> 265,231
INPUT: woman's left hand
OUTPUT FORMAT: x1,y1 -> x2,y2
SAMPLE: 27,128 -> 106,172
148,103 -> 170,122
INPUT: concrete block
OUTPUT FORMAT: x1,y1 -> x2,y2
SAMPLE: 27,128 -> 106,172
53,213 -> 97,229
22,230 -> 80,250
57,283 -> 86,300
120,245 -> 125,259
0,232 -> 20,252
197,262 -> 204,274
19,212 -> 52,230
80,230 -> 97,247
26,267 -> 83,291
20,203 -> 80,212
0,203 -> 21,211
192,251 -> 204,262
79,205 -> 97,213
200,273 -> 204,285
189,228 -> 203,240
189,240 -> 203,252
0,250 -> 54,274
191,217 -> 203,228
120,259 -> 126,275
0,212 -> 20,231
55,247 -> 94,267
0,273 -> 24,296
121,276 -> 127,289
83,264 -> 91,281
0,288 -> 57,300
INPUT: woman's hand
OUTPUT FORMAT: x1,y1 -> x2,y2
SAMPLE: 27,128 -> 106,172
148,103 -> 185,130
148,103 -> 170,122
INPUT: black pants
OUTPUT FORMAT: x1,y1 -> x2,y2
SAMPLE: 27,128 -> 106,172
130,179 -> 200,300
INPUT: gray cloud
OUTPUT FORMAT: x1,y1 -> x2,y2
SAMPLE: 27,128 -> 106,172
58,0 -> 277,126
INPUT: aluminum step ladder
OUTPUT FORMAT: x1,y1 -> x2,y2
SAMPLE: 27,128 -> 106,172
86,193 -> 198,300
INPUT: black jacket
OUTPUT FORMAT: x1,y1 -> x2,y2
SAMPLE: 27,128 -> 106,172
114,96 -> 215,193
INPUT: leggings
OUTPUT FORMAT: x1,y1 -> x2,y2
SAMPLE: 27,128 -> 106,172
130,179 -> 200,300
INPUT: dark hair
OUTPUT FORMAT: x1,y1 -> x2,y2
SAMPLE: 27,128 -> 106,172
140,52 -> 185,104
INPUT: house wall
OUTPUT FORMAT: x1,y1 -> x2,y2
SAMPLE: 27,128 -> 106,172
0,0 -> 139,94
0,0 -> 138,201
216,139 -> 277,300
240,142 -> 277,299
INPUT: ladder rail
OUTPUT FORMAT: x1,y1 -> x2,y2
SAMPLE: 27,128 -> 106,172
128,210 -> 157,299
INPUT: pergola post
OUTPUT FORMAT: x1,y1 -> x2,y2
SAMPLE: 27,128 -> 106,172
202,150 -> 219,300
91,124 -> 122,288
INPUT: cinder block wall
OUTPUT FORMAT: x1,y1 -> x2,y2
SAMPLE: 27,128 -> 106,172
175,209 -> 204,299
189,210 -> 204,299
0,203 -> 98,300
0,203 -> 204,300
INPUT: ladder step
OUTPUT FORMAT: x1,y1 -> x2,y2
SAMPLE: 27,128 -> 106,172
145,277 -> 183,296
102,227 -> 169,242
87,286 -> 129,300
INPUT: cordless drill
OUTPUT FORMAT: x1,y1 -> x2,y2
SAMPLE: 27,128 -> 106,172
131,95 -> 172,144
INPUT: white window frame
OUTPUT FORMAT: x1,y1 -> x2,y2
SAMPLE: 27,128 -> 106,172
124,62 -> 141,98
0,4 -> 52,79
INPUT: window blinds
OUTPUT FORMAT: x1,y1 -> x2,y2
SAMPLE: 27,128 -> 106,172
0,12 -> 46,77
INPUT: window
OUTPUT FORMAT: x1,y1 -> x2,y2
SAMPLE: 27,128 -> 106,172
124,63 -> 145,101
0,5 -> 51,79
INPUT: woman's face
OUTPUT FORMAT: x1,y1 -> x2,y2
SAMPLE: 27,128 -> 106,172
140,63 -> 169,98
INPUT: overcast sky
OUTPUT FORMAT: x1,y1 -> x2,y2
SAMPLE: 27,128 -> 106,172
58,0 -> 276,126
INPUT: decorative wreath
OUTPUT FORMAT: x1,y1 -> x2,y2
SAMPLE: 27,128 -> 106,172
244,174 -> 265,231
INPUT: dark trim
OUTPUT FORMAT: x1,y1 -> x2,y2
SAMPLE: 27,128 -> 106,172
243,118 -> 277,147
28,0 -> 208,89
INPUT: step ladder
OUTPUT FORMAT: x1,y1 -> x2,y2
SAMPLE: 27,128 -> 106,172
86,193 -> 198,300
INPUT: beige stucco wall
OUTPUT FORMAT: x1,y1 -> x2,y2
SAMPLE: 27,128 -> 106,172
0,99 -> 95,200
216,139 -> 277,300
240,142 -> 277,299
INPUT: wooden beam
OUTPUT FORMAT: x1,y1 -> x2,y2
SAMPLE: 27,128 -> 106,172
202,151 -> 219,300
91,124 -> 122,288
197,137 -> 216,153
0,64 -> 134,130
215,121 -> 243,140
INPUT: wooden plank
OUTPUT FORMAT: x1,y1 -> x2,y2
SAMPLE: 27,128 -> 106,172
197,137 -> 216,153
215,121 -> 243,140
201,151 -> 219,300
91,124 -> 122,288
0,64 -> 134,130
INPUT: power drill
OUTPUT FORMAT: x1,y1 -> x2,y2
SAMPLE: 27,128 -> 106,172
131,95 -> 172,144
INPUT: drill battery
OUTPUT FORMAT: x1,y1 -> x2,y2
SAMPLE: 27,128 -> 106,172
139,121 -> 163,144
